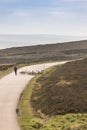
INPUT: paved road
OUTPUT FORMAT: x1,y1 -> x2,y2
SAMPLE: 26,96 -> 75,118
0,61 -> 67,130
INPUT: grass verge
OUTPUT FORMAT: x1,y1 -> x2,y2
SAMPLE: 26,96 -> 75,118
19,76 -> 44,130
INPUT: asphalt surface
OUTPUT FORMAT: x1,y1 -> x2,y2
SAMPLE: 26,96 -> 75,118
0,61 -> 67,130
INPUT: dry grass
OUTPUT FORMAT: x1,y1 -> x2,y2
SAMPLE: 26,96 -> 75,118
31,58 -> 87,115
56,79 -> 75,86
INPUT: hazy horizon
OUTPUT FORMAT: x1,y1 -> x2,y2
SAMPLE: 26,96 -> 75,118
0,34 -> 87,49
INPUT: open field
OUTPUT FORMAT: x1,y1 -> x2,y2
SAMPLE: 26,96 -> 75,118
19,58 -> 87,130
0,40 -> 87,64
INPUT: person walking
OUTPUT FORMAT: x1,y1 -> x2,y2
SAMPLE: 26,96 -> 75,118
14,66 -> 17,75
16,108 -> 19,116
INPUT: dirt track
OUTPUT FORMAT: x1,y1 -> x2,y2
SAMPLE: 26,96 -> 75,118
0,61 -> 67,130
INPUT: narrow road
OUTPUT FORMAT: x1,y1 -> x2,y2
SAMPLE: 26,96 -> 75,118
0,61 -> 67,130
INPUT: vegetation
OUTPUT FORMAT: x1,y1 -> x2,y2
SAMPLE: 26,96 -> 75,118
19,58 -> 87,130
0,64 -> 14,78
0,40 -> 87,64
19,76 -> 44,130
31,59 -> 87,115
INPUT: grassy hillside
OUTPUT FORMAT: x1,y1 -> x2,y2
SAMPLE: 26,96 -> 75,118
19,58 -> 87,130
31,58 -> 87,115
0,40 -> 87,64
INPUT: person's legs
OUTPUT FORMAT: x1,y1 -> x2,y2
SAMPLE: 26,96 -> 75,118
15,70 -> 17,75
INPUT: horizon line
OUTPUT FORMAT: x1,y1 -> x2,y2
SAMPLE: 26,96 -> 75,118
0,34 -> 87,37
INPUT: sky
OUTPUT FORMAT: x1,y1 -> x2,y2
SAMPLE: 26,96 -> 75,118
0,0 -> 87,36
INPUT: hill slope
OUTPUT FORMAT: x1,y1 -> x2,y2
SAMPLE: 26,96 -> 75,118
31,58 -> 87,116
0,40 -> 87,63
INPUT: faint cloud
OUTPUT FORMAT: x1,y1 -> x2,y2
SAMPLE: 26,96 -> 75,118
47,8 -> 73,19
49,11 -> 67,17
12,10 -> 29,17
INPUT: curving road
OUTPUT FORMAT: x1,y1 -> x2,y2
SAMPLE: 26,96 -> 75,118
0,61 -> 67,130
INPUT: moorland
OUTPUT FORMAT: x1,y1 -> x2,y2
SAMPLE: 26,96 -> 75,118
0,40 -> 87,64
19,58 -> 87,130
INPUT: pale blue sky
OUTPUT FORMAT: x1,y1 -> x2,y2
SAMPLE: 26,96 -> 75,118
0,0 -> 87,36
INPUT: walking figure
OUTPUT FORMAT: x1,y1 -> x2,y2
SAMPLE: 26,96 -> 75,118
14,66 -> 17,75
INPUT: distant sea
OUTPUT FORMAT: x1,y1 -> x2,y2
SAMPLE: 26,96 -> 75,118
0,34 -> 87,49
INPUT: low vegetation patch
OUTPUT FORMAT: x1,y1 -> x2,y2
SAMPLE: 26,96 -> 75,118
31,58 -> 87,115
19,58 -> 87,130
